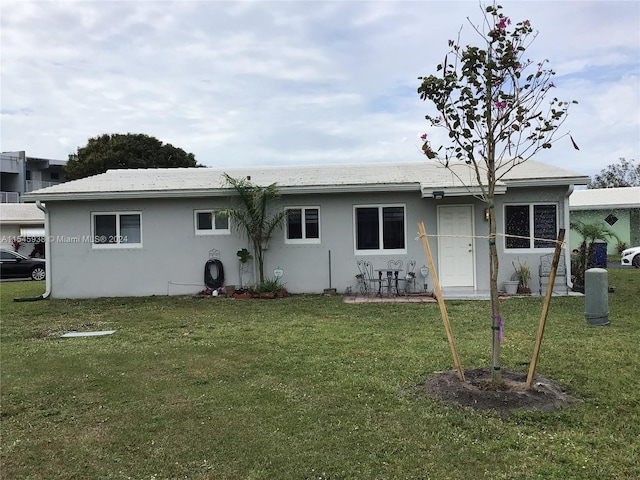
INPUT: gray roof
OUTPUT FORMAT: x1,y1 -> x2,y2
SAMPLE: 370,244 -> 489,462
23,159 -> 589,201
570,186 -> 640,210
0,203 -> 45,224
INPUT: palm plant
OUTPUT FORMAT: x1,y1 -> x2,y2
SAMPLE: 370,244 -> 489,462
224,174 -> 286,284
570,220 -> 620,288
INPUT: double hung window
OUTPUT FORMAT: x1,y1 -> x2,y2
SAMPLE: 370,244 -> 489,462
354,205 -> 406,253
504,204 -> 557,250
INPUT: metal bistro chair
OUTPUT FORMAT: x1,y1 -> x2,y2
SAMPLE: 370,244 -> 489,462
366,260 -> 386,296
356,259 -> 369,295
400,260 -> 417,295
356,260 -> 383,296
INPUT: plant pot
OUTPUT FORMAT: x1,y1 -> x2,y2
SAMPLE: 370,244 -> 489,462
503,280 -> 519,295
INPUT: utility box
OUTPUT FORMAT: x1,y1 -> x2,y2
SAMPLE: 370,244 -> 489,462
585,268 -> 609,326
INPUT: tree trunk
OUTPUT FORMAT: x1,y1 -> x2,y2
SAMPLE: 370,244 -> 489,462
488,201 -> 502,383
253,241 -> 265,284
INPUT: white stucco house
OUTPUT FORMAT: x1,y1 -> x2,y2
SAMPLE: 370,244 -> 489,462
23,160 -> 589,299
569,187 -> 640,254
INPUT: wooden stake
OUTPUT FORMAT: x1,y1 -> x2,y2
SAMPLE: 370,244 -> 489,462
526,228 -> 566,389
418,222 -> 465,382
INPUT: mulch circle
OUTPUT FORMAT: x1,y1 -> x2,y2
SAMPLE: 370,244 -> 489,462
416,368 -> 581,414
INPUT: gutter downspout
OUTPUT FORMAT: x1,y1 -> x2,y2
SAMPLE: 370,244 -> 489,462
564,185 -> 574,291
14,201 -> 51,301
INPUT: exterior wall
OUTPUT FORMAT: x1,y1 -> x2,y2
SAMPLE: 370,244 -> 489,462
45,185 -> 571,298
45,193 -> 445,298
0,224 -> 21,248
569,208 -> 636,253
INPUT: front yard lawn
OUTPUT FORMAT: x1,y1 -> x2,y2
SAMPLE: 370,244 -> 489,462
1,269 -> 639,479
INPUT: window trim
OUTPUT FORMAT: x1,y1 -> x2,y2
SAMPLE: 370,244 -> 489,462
353,203 -> 407,255
284,206 -> 321,244
503,202 -> 558,252
194,209 -> 231,236
91,211 -> 142,249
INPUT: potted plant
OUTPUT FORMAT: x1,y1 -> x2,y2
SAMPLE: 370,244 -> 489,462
512,258 -> 532,295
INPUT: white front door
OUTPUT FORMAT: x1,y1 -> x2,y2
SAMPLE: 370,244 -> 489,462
437,205 -> 475,287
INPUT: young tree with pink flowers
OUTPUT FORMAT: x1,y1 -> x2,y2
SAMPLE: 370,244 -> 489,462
418,4 -> 577,383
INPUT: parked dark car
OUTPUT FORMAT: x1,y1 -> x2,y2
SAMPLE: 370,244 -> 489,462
0,249 -> 46,280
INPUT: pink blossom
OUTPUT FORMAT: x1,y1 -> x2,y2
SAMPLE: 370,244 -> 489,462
497,17 -> 511,30
549,82 -> 556,88
495,101 -> 506,110
420,133 -> 427,140
523,20 -> 530,26
478,149 -> 484,156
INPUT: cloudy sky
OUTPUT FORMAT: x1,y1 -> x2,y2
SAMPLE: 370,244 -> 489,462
1,0 -> 638,178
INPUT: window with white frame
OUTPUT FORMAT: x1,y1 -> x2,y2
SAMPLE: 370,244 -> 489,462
285,206 -> 320,243
354,205 -> 406,253
92,212 -> 142,247
194,210 -> 230,235
504,203 -> 557,250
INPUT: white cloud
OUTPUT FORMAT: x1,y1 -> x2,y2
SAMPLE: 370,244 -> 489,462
1,0 -> 638,178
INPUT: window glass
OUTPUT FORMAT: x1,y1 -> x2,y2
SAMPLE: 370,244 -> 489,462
383,206 -> 405,249
287,209 -> 303,239
95,214 -> 117,244
285,207 -> 320,243
93,213 -> 141,247
505,204 -> 557,249
356,207 -> 380,250
305,208 -> 319,239
195,210 -> 230,234
355,205 -> 405,252
120,214 -> 141,244
533,205 -> 557,248
214,212 -> 229,230
197,212 -> 212,230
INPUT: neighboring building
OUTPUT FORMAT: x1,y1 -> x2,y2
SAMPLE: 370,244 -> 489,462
1,151 -> 66,203
0,203 -> 45,255
24,160 -> 589,299
569,187 -> 640,254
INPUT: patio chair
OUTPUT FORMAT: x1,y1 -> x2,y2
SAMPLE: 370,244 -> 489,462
539,253 -> 568,295
356,260 -> 383,296
400,260 -> 417,294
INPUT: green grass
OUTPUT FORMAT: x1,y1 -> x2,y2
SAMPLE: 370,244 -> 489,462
1,269 -> 639,480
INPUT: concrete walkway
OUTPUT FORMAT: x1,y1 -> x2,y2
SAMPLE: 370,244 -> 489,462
343,288 -> 581,303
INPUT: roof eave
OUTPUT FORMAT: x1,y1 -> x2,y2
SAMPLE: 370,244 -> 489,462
23,183 -> 424,201
420,185 -> 507,198
504,176 -> 591,188
570,203 -> 640,211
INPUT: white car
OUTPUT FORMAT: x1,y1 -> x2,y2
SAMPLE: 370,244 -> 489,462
620,246 -> 640,268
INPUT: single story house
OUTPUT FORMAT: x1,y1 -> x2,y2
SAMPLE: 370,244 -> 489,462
24,160 -> 589,299
0,203 -> 45,256
569,187 -> 640,254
